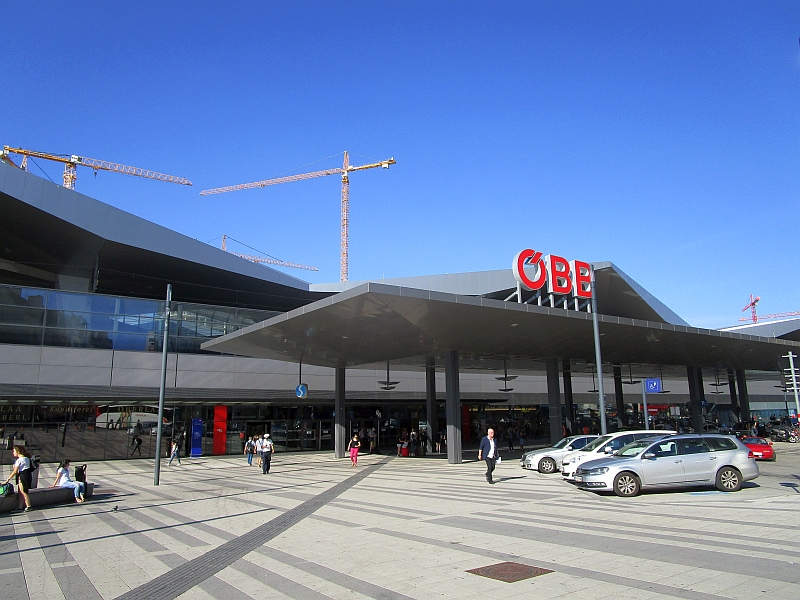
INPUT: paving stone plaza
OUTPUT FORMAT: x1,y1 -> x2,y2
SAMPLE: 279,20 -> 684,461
1,447 -> 799,600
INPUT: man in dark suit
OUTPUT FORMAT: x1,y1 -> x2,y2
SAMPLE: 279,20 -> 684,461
478,428 -> 500,484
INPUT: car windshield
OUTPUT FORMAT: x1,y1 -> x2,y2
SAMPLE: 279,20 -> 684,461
614,440 -> 652,457
581,435 -> 611,452
552,437 -> 574,449
742,437 -> 766,445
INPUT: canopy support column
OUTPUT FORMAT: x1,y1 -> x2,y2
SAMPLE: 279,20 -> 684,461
727,369 -> 740,419
445,350 -> 462,464
562,358 -> 574,434
334,367 -> 346,459
613,365 -> 625,427
687,366 -> 703,433
547,358 -> 562,444
425,357 -> 438,454
736,369 -> 751,424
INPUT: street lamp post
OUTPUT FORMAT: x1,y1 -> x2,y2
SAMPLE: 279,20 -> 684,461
154,284 -> 172,486
590,267 -> 607,435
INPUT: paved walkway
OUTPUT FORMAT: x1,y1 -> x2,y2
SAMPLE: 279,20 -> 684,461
1,446 -> 799,599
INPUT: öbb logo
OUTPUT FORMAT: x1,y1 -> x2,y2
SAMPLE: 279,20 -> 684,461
512,250 -> 592,298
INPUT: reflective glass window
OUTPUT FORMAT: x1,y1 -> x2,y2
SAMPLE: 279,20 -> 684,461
0,325 -> 43,345
45,311 -> 117,332
46,291 -> 117,314
118,297 -> 160,316
0,287 -> 47,308
0,305 -> 45,326
109,333 -> 151,351
43,329 -> 114,349
679,438 -> 712,454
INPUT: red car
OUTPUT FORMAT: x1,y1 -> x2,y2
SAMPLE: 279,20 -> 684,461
740,437 -> 776,461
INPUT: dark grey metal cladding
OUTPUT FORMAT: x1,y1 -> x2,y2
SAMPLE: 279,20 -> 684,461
0,163 -> 308,289
202,283 -> 800,371
0,163 -> 328,311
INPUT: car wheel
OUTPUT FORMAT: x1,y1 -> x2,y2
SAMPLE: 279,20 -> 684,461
789,436 -> 798,444
613,472 -> 640,497
715,467 -> 742,492
539,457 -> 557,474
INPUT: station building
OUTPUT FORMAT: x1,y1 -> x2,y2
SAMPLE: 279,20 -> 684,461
1,161 -> 798,464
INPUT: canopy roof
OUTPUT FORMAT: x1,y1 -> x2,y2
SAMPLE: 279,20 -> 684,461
203,282 -> 798,372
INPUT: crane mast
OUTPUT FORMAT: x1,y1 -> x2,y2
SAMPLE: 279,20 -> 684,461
201,152 -> 395,282
2,146 -> 192,189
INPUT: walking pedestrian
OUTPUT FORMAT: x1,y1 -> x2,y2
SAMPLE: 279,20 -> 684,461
52,459 -> 86,502
131,435 -> 142,456
244,436 -> 255,465
255,434 -> 264,467
477,428 -> 500,485
369,428 -> 376,453
4,446 -> 33,511
261,434 -> 274,474
349,434 -> 361,466
168,440 -> 181,465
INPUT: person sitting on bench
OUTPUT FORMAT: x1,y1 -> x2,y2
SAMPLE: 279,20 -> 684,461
52,459 -> 85,503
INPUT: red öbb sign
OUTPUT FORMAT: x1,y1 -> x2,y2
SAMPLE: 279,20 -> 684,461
512,250 -> 592,298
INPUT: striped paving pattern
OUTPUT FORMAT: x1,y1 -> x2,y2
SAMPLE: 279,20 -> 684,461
0,447 -> 798,599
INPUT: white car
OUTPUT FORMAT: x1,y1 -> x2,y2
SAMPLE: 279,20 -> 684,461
560,430 -> 675,481
520,435 -> 598,473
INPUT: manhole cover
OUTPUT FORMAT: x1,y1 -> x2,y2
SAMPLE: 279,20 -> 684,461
466,561 -> 553,583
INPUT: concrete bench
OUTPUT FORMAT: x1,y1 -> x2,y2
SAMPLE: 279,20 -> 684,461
0,483 -> 94,513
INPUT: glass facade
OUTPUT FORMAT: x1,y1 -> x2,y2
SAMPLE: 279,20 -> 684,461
0,285 -> 279,353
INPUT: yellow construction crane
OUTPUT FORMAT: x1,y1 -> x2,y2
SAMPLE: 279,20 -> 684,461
1,145 -> 192,190
200,151 -> 395,282
221,234 -> 318,272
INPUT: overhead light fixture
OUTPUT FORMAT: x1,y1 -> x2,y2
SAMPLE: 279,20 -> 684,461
496,358 -> 517,392
378,361 -> 399,391
621,364 -> 641,385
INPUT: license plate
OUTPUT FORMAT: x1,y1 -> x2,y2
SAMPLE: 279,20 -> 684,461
754,452 -> 762,457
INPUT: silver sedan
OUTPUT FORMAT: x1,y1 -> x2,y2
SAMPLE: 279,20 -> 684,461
574,434 -> 759,497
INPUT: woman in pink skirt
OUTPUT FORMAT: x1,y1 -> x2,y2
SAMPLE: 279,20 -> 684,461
348,434 -> 361,466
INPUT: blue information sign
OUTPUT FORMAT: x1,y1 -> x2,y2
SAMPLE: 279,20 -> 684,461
190,418 -> 203,457
296,383 -> 308,399
644,378 -> 662,394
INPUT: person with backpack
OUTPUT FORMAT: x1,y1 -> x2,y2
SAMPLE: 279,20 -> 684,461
51,459 -> 86,502
3,446 -> 34,511
244,436 -> 255,465
131,435 -> 142,456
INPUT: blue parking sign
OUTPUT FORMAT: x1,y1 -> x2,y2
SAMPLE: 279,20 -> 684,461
645,378 -> 661,394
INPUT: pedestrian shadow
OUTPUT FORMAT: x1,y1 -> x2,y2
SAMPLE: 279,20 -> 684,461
495,476 -> 527,483
779,482 -> 800,493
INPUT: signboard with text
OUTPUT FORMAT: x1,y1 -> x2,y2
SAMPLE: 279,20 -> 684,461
513,249 -> 592,298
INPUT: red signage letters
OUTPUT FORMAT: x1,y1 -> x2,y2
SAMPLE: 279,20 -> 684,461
513,249 -> 592,298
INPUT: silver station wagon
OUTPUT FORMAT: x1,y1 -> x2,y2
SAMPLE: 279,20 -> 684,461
574,434 -> 759,497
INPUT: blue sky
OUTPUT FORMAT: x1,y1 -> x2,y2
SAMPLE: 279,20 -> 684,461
2,3 -> 799,328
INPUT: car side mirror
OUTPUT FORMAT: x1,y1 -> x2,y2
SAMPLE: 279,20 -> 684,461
643,452 -> 656,460
565,446 -> 573,451
604,446 -> 614,453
